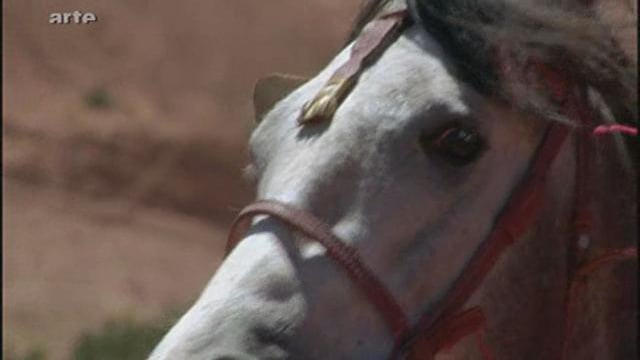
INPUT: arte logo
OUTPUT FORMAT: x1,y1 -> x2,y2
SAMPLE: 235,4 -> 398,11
49,11 -> 98,24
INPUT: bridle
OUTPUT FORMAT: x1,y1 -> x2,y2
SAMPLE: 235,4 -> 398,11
226,8 -> 637,360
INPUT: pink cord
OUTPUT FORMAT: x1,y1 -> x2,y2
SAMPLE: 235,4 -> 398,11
592,124 -> 638,136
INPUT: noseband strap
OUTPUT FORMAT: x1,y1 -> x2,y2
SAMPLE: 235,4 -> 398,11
227,201 -> 411,341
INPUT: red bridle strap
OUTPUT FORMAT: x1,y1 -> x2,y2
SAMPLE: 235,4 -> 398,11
393,122 -> 571,359
592,124 -> 638,136
226,200 -> 411,342
300,10 -> 409,124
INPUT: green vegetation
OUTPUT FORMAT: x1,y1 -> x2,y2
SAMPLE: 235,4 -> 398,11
5,313 -> 179,360
72,315 -> 177,360
84,87 -> 113,110
4,347 -> 47,360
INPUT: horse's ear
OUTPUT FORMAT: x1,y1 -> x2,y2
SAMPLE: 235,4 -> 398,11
253,73 -> 309,123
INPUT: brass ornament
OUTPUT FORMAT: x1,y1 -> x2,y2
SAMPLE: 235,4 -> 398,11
297,10 -> 408,126
299,77 -> 355,124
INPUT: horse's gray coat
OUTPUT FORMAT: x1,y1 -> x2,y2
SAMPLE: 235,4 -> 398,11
149,21 -> 548,359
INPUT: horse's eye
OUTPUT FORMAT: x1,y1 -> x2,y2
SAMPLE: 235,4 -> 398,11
420,126 -> 486,166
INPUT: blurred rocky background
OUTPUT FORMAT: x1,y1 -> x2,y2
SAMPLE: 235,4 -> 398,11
3,1 -> 361,358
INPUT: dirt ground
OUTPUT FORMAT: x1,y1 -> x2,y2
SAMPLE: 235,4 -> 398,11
3,0 -> 361,358
3,179 -> 227,358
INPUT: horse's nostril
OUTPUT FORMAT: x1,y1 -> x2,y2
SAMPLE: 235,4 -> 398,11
212,354 -> 255,360
260,274 -> 298,302
254,325 -> 290,347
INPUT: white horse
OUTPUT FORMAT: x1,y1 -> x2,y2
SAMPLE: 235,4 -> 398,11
150,0 -> 637,359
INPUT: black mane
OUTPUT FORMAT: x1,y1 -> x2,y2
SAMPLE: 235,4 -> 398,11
349,0 -> 637,127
